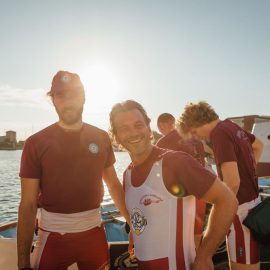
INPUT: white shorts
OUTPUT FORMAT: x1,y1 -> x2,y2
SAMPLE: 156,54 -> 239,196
227,197 -> 260,264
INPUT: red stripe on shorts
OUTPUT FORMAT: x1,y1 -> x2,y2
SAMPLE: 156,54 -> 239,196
233,215 -> 246,263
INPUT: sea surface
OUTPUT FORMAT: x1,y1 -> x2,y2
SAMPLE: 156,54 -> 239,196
0,150 -> 131,226
1,151 -> 270,226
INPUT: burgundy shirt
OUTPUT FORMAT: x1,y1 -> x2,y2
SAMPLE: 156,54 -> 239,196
210,120 -> 258,204
125,146 -> 216,199
156,129 -> 205,166
20,123 -> 115,213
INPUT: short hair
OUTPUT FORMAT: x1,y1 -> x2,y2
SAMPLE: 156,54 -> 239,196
157,113 -> 175,124
177,101 -> 219,133
109,100 -> 151,137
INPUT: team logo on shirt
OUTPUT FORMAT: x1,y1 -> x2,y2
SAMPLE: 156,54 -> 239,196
89,143 -> 99,154
236,130 -> 248,141
139,194 -> 163,206
131,208 -> 147,236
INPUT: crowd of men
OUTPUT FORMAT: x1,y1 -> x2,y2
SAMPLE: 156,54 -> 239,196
17,71 -> 263,270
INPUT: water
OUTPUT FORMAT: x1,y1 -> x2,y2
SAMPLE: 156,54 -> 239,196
1,151 -> 270,226
0,150 -> 131,226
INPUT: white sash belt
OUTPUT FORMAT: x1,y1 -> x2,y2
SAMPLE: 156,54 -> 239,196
237,196 -> 261,213
38,208 -> 102,234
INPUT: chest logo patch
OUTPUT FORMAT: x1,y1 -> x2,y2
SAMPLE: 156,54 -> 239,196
236,130 -> 248,141
89,143 -> 99,154
131,208 -> 147,236
139,194 -> 163,206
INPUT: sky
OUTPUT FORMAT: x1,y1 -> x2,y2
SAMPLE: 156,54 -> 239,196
0,0 -> 270,140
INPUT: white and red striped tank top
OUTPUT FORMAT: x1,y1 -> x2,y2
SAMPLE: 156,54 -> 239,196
125,159 -> 196,270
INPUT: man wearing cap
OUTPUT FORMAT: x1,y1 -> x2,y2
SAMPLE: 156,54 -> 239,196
17,71 -> 130,270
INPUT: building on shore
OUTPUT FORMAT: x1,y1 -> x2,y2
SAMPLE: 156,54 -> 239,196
0,131 -> 24,150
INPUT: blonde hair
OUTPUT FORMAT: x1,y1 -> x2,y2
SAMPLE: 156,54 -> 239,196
177,101 -> 219,133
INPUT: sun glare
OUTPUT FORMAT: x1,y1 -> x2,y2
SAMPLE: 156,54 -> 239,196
79,63 -> 122,113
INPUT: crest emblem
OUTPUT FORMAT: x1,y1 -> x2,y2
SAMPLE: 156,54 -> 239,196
131,208 -> 147,236
140,194 -> 163,206
89,143 -> 99,154
61,75 -> 70,83
236,130 -> 248,140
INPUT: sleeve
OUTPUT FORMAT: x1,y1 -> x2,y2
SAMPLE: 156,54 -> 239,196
246,130 -> 256,144
156,137 -> 165,148
176,141 -> 195,156
104,132 -> 116,168
19,137 -> 42,179
211,128 -> 237,166
163,152 -> 216,199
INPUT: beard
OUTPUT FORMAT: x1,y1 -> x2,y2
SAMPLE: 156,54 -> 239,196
122,135 -> 152,160
56,105 -> 84,126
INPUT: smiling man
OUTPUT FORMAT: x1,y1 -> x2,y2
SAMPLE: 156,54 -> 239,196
17,71 -> 130,270
109,99 -> 238,270
179,101 -> 264,270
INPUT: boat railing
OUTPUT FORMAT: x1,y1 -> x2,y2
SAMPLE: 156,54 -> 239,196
0,221 -> 17,233
260,192 -> 270,198
259,185 -> 270,191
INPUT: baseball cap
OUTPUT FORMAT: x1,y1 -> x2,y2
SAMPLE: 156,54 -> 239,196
49,71 -> 84,96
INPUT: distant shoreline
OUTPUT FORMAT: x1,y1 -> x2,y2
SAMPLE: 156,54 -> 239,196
0,147 -> 23,151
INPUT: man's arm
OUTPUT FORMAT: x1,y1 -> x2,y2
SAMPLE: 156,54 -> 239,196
102,165 -> 130,225
252,137 -> 264,164
220,161 -> 240,194
218,137 -> 263,195
17,178 -> 40,269
193,178 -> 238,270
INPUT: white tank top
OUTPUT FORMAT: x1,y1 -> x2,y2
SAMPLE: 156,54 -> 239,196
125,159 -> 196,270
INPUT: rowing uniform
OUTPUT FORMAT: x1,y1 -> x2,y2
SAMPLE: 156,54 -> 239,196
156,130 -> 207,235
20,123 -> 115,270
211,119 -> 260,264
124,146 -> 216,270
156,130 -> 205,166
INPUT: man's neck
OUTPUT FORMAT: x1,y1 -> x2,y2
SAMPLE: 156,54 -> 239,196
209,119 -> 221,135
131,144 -> 153,166
211,119 -> 221,129
57,120 -> 83,131
165,128 -> 175,136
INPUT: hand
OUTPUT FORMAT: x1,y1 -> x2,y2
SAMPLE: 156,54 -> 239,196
128,232 -> 135,260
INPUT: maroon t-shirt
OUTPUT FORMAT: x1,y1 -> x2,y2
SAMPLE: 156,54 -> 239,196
210,120 -> 258,204
156,129 -> 205,166
20,123 -> 115,213
125,146 -> 216,199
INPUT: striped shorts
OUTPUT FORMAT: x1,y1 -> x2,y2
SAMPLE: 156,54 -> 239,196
31,225 -> 109,270
227,197 -> 261,264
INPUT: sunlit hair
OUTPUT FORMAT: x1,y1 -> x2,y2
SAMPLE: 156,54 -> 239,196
177,101 -> 219,134
157,113 -> 175,125
109,100 -> 151,139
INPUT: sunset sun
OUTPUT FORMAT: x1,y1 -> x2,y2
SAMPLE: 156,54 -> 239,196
79,63 -> 122,113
